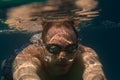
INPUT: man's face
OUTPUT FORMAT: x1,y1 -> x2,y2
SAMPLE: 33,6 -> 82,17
43,23 -> 78,75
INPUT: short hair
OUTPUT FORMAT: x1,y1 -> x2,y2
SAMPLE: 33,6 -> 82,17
42,21 -> 78,44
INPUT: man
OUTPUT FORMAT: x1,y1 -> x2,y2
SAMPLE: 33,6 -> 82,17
12,21 -> 107,80
1,0 -> 107,79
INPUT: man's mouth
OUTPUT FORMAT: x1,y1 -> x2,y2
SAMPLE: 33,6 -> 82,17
55,61 -> 72,68
56,63 -> 68,67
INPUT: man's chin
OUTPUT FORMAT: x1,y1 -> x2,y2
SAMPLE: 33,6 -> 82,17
54,64 -> 72,75
48,60 -> 73,76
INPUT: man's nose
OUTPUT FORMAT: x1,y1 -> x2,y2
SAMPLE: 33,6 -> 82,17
58,51 -> 66,59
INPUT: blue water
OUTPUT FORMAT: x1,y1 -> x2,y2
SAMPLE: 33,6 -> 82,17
0,0 -> 120,80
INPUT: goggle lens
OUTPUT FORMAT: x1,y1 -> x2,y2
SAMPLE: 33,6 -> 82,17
46,44 -> 78,55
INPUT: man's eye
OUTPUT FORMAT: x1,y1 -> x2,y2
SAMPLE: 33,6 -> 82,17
66,45 -> 78,53
46,44 -> 61,55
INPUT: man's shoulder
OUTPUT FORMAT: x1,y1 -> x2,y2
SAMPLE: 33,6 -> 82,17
79,45 -> 96,53
18,44 -> 43,56
78,44 -> 98,57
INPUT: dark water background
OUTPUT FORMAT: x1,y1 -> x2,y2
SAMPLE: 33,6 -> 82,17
0,0 -> 120,80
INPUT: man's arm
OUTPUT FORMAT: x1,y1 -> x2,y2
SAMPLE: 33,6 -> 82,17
80,45 -> 107,80
13,45 -> 41,80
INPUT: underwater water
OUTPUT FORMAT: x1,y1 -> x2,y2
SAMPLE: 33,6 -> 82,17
0,0 -> 120,80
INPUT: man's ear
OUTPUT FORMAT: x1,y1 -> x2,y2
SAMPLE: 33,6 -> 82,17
30,32 -> 43,46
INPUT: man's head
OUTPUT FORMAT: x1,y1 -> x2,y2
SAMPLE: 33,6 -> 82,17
42,21 -> 78,75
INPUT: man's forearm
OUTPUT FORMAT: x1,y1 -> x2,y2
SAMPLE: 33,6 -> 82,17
12,48 -> 41,80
